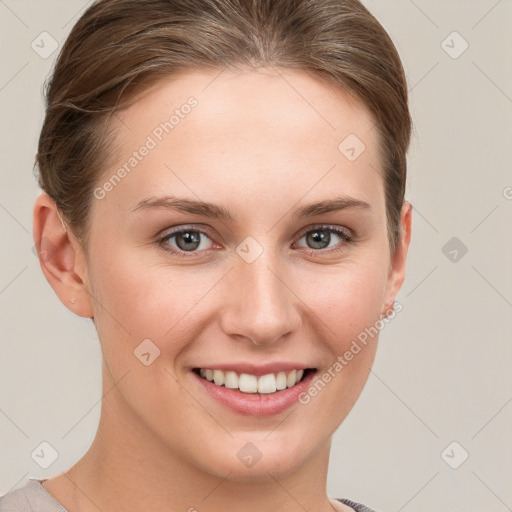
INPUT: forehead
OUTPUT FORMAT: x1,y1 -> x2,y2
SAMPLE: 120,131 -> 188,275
94,68 -> 384,221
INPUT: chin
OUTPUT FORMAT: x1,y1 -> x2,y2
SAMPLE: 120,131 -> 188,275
194,433 -> 315,482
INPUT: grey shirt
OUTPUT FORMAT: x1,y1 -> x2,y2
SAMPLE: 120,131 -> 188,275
0,479 -> 380,512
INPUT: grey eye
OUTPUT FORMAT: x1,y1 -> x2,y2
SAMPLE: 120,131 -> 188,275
297,227 -> 348,251
162,230 -> 213,252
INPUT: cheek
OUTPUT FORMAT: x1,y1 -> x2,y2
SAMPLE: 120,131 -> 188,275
88,225 -> 389,368
299,258 -> 388,348
293,264 -> 386,427
87,245 -> 221,362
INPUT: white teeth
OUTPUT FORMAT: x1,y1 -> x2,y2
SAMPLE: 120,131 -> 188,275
276,371 -> 287,390
224,371 -> 238,389
257,373 -> 277,394
239,373 -> 258,393
213,369 -> 224,386
197,368 -> 309,394
286,370 -> 297,388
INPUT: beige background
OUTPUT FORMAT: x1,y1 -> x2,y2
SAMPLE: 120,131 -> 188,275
1,1 -> 511,510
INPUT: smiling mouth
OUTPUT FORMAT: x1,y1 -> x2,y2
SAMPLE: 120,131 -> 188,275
192,367 -> 317,395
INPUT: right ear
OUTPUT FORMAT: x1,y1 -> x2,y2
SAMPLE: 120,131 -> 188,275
33,193 -> 94,318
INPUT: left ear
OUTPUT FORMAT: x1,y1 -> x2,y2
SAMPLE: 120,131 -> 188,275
382,200 -> 412,315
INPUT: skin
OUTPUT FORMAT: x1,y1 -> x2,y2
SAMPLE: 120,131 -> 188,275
33,68 -> 412,512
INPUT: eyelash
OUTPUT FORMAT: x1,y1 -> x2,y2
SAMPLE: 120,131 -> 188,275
157,224 -> 356,258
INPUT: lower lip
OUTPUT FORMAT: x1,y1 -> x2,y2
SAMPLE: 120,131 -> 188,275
191,369 -> 317,417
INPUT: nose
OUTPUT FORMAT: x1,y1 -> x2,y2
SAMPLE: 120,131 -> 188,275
219,247 -> 302,346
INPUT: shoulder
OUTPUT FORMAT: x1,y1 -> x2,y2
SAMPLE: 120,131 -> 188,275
337,497 -> 382,512
0,479 -> 67,512
0,481 -> 33,512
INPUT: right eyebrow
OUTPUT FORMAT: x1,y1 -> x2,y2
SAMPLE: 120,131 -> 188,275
131,196 -> 236,222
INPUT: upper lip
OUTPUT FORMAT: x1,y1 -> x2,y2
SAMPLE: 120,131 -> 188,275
193,362 -> 316,377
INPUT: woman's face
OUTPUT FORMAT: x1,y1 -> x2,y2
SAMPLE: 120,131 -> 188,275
75,69 -> 409,480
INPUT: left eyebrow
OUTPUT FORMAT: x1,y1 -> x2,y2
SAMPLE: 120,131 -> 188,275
130,194 -> 371,221
292,196 -> 372,219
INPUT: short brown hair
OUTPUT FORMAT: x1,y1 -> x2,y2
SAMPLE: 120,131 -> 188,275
36,0 -> 412,254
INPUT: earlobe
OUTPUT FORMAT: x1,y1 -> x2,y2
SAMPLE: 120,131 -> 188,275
33,193 -> 94,318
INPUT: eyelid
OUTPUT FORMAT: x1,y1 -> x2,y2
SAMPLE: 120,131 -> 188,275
156,223 -> 215,240
295,223 -> 353,240
157,223 -> 356,257
157,223 -> 353,242
157,225 -> 218,249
